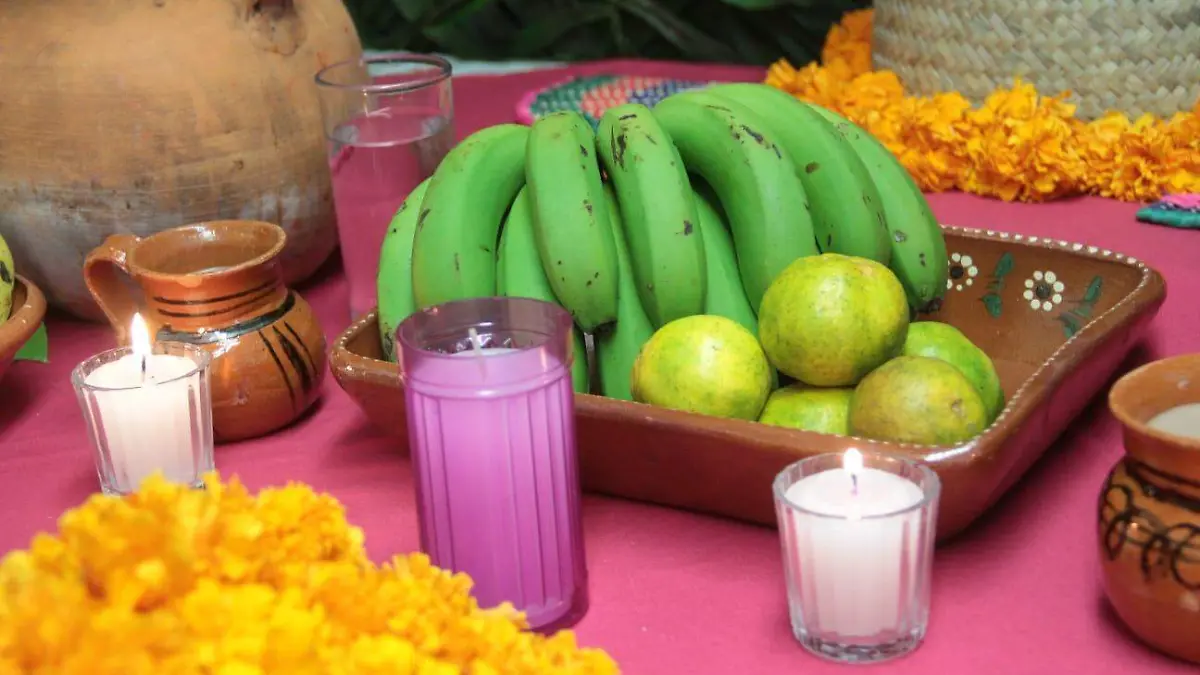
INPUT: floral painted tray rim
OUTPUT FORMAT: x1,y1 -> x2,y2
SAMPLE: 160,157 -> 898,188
905,225 -> 1161,458
331,225 -> 1166,537
334,225 -> 1164,457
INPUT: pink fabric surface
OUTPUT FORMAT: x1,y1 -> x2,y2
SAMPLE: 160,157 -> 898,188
2,60 -> 1199,674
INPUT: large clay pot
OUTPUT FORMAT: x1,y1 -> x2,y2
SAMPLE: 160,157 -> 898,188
0,0 -> 362,319
1101,353 -> 1200,664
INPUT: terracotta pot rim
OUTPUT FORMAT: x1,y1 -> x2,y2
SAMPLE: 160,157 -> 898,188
128,220 -> 287,280
314,52 -> 452,94
0,276 -> 48,358
1108,353 -> 1200,452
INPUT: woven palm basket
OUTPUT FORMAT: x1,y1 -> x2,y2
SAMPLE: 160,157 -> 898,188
871,0 -> 1200,120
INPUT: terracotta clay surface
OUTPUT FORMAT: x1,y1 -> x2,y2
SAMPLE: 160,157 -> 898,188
84,220 -> 325,442
0,277 -> 47,384
0,0 -> 362,319
1102,354 -> 1200,664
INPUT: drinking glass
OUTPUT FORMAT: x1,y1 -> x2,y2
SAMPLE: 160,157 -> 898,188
774,451 -> 940,664
315,53 -> 455,320
72,342 -> 214,496
397,296 -> 589,632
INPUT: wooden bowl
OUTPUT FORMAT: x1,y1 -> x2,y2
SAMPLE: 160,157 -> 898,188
331,227 -> 1166,539
1101,353 -> 1200,663
0,276 -> 48,382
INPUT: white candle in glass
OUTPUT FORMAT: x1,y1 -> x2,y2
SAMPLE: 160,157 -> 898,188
1148,403 -> 1200,440
782,449 -> 926,640
83,313 -> 203,493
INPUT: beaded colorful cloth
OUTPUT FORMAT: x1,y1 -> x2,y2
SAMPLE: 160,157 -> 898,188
516,75 -> 716,128
1136,193 -> 1200,229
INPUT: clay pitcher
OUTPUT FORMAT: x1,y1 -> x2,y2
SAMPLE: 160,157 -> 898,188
84,221 -> 325,442
1100,353 -> 1200,664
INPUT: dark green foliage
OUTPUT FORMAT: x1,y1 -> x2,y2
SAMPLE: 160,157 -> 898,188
344,0 -> 869,66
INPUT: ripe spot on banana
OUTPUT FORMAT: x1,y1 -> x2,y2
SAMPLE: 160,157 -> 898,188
610,130 -> 628,170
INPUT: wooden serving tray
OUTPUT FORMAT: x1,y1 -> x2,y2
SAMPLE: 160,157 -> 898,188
329,227 -> 1166,540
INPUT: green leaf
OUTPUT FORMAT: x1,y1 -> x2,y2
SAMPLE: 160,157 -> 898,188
390,0 -> 437,22
1058,314 -> 1081,338
716,0 -> 789,9
510,4 -> 615,55
993,252 -> 1015,279
618,0 -> 739,63
981,293 -> 1002,318
1083,275 -> 1103,305
14,322 -> 48,363
348,0 -> 865,65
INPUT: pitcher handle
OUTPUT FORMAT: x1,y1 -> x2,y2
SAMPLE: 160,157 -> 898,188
83,234 -> 143,345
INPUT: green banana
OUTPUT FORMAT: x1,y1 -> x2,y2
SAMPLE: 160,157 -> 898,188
692,186 -> 757,336
652,94 -> 817,311
699,83 -> 891,265
526,111 -> 620,332
596,103 -> 706,328
693,185 -> 778,389
376,179 -> 431,362
806,104 -> 949,312
412,124 -> 529,310
593,186 -> 656,402
496,187 -> 590,394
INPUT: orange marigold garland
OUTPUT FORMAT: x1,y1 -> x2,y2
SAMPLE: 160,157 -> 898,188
0,474 -> 619,674
766,9 -> 1200,203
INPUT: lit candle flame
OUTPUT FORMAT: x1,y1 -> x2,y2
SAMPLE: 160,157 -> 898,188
130,313 -> 152,383
843,448 -> 863,497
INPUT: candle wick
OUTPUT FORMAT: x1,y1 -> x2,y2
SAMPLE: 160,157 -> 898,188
467,327 -> 487,378
851,473 -> 859,497
139,353 -> 148,385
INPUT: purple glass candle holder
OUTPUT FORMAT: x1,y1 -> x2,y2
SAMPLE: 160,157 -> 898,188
397,296 -> 588,631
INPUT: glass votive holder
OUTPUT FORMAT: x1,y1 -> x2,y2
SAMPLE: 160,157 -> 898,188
397,296 -> 588,632
773,449 -> 940,664
71,342 -> 214,496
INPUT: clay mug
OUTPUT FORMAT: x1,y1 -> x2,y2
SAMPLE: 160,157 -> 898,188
83,220 -> 325,441
1100,353 -> 1200,664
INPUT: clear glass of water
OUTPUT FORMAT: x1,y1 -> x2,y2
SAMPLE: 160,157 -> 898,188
773,451 -> 940,664
315,54 -> 455,321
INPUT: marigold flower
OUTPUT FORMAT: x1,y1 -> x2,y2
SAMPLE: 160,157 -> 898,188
0,474 -> 620,674
766,9 -> 1200,203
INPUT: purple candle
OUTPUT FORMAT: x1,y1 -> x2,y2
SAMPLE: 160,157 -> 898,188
397,297 -> 588,631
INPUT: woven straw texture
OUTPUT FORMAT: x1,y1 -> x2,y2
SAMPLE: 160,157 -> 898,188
871,0 -> 1200,120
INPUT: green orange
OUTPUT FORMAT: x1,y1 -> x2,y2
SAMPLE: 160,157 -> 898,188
849,355 -> 988,445
758,253 -> 909,387
758,384 -> 853,435
631,315 -> 772,420
902,321 -> 1005,423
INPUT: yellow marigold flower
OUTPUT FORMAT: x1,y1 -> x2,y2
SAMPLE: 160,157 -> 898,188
0,474 -> 619,674
765,9 -> 1200,203
821,8 -> 874,78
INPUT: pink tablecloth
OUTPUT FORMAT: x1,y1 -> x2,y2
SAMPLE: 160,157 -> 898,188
2,60 -> 1198,674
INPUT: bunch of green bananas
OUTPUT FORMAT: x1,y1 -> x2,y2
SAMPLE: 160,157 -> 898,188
377,82 -> 948,401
